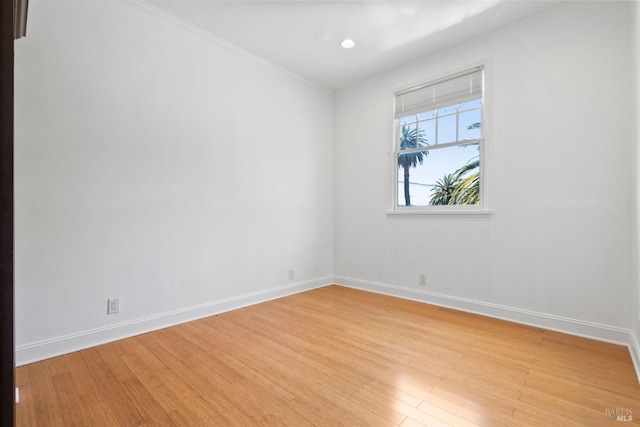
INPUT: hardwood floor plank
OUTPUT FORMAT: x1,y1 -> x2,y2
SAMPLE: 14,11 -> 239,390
429,386 -> 516,427
523,370 -> 639,410
52,352 -> 121,426
394,400 -> 454,427
15,364 -> 36,427
399,416 -> 426,427
515,387 -> 613,426
118,344 -> 230,425
181,327 -> 298,405
221,310 -> 432,424
417,389 -> 504,427
510,407 -> 590,427
16,285 -> 640,426
51,371 -> 96,427
27,360 -> 65,426
529,358 -> 639,399
452,354 -> 530,385
94,341 -> 136,383
82,349 -> 154,426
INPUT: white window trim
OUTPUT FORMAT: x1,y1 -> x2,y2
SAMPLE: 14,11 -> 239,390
389,65 -> 492,217
386,206 -> 494,217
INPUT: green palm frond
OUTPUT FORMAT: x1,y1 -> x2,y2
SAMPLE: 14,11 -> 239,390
429,174 -> 459,206
453,158 -> 479,179
447,121 -> 481,205
398,125 -> 429,169
451,172 -> 479,205
468,122 -> 481,130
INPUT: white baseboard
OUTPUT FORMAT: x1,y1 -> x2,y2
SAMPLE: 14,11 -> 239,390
16,275 -> 640,386
15,277 -> 332,366
333,276 -> 632,346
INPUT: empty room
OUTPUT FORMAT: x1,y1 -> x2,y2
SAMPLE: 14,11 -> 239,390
5,0 -> 640,425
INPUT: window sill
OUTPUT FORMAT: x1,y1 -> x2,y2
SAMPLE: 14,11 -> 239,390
386,208 -> 493,218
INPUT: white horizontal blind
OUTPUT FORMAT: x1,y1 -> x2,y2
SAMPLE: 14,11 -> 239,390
394,66 -> 483,119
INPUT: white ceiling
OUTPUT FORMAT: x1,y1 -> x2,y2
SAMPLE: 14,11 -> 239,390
143,1 -> 563,89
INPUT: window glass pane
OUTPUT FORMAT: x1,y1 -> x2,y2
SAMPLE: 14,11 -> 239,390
397,144 -> 480,206
418,110 -> 436,120
459,99 -> 482,111
437,114 -> 457,144
418,119 -> 435,146
458,109 -> 482,140
438,105 -> 457,115
400,115 -> 416,125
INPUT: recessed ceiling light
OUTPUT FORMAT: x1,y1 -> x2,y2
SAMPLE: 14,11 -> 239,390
340,39 -> 356,49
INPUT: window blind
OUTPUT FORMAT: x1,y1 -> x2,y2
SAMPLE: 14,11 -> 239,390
394,66 -> 483,119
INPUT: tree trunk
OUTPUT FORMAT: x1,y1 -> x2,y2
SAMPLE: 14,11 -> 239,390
403,165 -> 411,206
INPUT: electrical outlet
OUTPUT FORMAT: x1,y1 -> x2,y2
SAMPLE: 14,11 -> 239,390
288,269 -> 295,280
419,274 -> 427,286
15,388 -> 19,404
107,298 -> 120,314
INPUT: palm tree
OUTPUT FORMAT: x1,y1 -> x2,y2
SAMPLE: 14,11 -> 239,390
398,125 -> 428,206
429,174 -> 459,205
448,121 -> 481,205
451,159 -> 479,204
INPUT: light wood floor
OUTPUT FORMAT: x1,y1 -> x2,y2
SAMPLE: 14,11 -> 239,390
16,285 -> 640,426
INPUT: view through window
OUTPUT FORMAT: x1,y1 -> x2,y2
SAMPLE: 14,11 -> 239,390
394,66 -> 484,208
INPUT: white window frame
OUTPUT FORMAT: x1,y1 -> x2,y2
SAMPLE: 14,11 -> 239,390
388,65 -> 492,217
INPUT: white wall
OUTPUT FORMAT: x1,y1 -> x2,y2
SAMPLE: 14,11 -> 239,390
14,0 -> 638,366
334,2 -> 634,338
14,0 -> 333,363
632,0 -> 640,372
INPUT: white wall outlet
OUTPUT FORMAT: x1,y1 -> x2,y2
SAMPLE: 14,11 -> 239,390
107,298 -> 120,314
419,274 -> 427,286
15,387 -> 19,404
288,269 -> 295,280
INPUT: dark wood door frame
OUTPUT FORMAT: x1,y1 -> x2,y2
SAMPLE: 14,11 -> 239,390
1,0 -> 15,424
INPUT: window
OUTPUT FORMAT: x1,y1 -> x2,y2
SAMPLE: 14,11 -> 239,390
392,66 -> 487,212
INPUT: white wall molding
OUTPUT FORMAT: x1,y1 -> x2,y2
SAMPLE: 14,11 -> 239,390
333,276 -> 632,347
16,277 -> 331,366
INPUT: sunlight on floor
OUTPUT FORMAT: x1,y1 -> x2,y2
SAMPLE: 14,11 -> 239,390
394,373 -> 487,426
